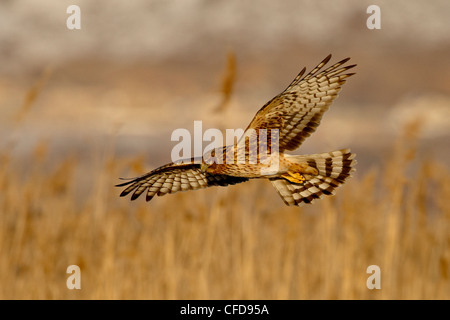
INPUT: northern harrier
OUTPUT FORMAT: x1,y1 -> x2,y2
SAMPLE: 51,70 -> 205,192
117,55 -> 356,206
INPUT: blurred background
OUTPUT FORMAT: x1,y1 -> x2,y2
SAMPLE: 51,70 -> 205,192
0,0 -> 449,299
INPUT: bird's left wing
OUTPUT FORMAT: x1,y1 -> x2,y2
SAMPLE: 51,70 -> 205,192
240,55 -> 356,152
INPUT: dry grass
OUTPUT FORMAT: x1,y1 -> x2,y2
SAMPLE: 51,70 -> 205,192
214,51 -> 236,113
0,60 -> 449,300
0,119 -> 448,300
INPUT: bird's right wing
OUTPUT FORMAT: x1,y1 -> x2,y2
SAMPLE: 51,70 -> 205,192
116,159 -> 248,201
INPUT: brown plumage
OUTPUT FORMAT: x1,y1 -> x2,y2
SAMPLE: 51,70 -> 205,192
117,55 -> 357,206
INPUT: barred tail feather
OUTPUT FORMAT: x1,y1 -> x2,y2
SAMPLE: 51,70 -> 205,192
304,149 -> 356,182
271,149 -> 356,206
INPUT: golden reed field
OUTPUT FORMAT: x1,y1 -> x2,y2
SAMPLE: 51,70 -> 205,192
0,59 -> 448,300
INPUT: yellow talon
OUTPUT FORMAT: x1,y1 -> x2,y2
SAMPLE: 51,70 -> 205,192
282,172 -> 306,184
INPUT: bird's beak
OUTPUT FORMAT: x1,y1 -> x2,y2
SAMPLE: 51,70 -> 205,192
200,163 -> 208,173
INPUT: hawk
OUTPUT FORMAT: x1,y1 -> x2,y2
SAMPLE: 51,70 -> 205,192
117,55 -> 356,206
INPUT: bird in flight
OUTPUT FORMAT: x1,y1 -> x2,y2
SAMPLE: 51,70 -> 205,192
117,54 -> 356,206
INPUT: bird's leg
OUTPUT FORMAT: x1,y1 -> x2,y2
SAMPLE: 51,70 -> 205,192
281,163 -> 318,184
282,172 -> 306,184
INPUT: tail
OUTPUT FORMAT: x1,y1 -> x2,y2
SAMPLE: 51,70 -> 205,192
270,149 -> 356,206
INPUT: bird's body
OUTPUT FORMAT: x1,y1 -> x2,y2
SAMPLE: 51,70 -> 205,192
117,55 -> 357,206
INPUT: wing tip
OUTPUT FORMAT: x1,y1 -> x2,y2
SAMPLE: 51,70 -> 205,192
130,192 -> 141,201
115,178 -> 131,187
339,57 -> 351,64
119,190 -> 130,197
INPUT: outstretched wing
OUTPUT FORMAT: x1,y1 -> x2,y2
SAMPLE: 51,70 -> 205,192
116,159 -> 249,201
242,54 -> 356,152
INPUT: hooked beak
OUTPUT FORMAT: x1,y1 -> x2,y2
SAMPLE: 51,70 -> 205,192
200,163 -> 208,173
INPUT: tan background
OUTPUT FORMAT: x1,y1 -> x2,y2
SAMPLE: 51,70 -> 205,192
0,0 -> 449,299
